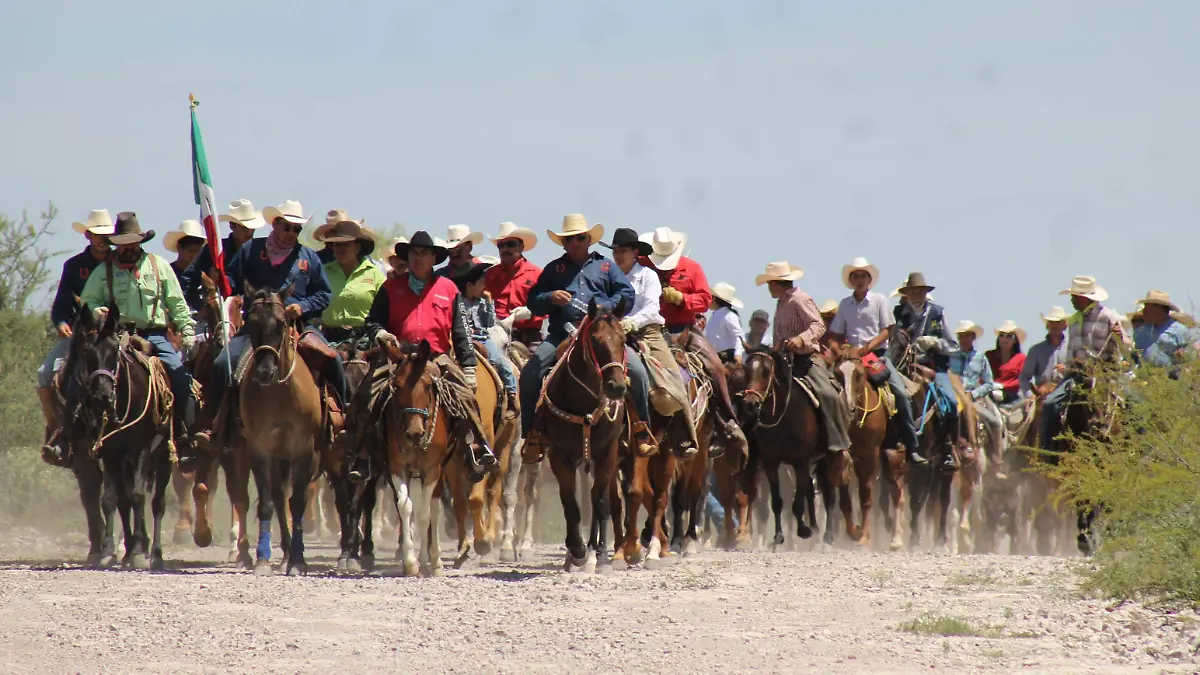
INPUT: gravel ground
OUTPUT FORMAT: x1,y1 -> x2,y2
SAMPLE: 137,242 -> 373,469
0,529 -> 1197,674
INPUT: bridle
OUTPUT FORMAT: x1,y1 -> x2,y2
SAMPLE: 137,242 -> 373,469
246,295 -> 298,385
740,350 -> 792,429
390,354 -> 441,452
564,315 -> 628,398
539,314 -> 627,460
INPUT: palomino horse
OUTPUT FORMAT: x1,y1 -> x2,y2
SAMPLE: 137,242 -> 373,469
741,345 -> 847,547
240,284 -> 324,576
71,305 -> 175,570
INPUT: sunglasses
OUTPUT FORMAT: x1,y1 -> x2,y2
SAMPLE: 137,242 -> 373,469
497,240 -> 522,250
278,225 -> 302,234
564,233 -> 590,243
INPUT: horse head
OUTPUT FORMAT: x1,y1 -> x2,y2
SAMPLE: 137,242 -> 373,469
382,339 -> 437,447
244,281 -> 294,385
199,272 -> 244,342
74,303 -> 123,429
584,296 -> 629,401
741,344 -> 783,420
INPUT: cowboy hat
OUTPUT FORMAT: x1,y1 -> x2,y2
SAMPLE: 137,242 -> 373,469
841,257 -> 880,290
994,320 -> 1027,345
445,224 -> 484,249
639,227 -> 687,271
1058,275 -> 1108,303
818,299 -> 839,315
394,231 -> 449,264
316,220 -> 377,257
71,209 -> 115,235
889,286 -> 937,301
754,261 -> 804,286
218,199 -> 266,229
1136,289 -> 1180,312
547,213 -> 604,246
164,220 -> 208,253
711,282 -> 744,310
108,212 -> 155,245
952,320 -> 984,340
898,271 -> 935,292
261,200 -> 311,226
312,209 -> 365,241
1040,306 -> 1070,323
600,227 -> 652,256
490,222 -> 538,252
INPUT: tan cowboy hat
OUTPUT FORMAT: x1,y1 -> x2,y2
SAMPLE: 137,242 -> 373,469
898,271 -> 935,292
841,257 -> 879,290
164,219 -> 207,253
261,200 -> 311,226
1040,306 -> 1069,323
1058,275 -> 1108,302
490,221 -> 537,251
316,219 -> 378,256
639,227 -> 688,271
108,212 -> 155,245
547,213 -> 604,246
711,282 -> 744,309
445,224 -> 484,249
994,320 -> 1027,344
952,320 -> 984,340
1136,289 -> 1180,312
313,209 -> 365,241
217,199 -> 266,229
818,299 -> 839,315
72,209 -> 115,235
754,261 -> 804,286
890,285 -> 936,301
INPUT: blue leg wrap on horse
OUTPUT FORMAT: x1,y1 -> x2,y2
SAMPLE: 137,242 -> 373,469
256,520 -> 272,561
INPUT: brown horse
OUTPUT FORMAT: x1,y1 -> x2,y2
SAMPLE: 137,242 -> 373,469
711,356 -> 755,549
240,284 -> 324,576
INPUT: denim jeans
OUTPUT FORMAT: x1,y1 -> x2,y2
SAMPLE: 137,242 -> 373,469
1039,378 -> 1073,448
884,356 -> 921,453
142,331 -> 195,427
38,338 -> 71,389
518,334 -> 650,432
483,337 -> 518,394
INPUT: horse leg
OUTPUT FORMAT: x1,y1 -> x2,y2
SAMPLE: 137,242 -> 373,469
935,470 -> 953,552
391,472 -> 419,577
101,469 -> 119,565
360,475 -> 378,571
828,453 -> 855,544
956,472 -> 976,555
248,452 -> 275,575
336,476 -> 358,574
273,459 -> 293,567
172,465 -> 194,546
854,450 -> 877,547
907,461 -> 929,550
681,459 -> 706,557
499,442 -> 522,562
74,457 -> 109,568
445,464 -> 473,569
111,465 -> 135,568
321,477 -> 339,540
589,445 -> 618,573
149,441 -> 172,571
223,441 -> 252,568
470,473 -> 492,559
286,452 -> 314,576
190,454 -> 215,548
550,451 -> 586,570
610,467 -> 626,565
764,461 -> 785,549
426,469 -> 445,577
812,460 -> 834,545
621,454 -> 646,566
302,478 -> 318,537
517,460 -> 541,559
881,448 -> 906,551
1076,503 -> 1097,556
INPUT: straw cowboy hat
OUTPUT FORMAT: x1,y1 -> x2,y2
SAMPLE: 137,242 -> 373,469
952,320 -> 984,340
639,227 -> 688,271
711,282 -> 744,310
394,231 -> 449,265
164,220 -> 207,253
841,257 -> 880,290
898,271 -> 935,293
313,209 -> 365,242
1058,275 -> 1108,302
72,209 -> 115,235
818,299 -> 839,316
490,221 -> 538,251
261,200 -> 311,226
547,213 -> 604,246
444,224 -> 484,249
994,320 -> 1028,345
316,220 -> 377,257
218,199 -> 266,229
1040,306 -> 1070,323
755,261 -> 804,286
108,212 -> 155,245
1136,289 -> 1179,312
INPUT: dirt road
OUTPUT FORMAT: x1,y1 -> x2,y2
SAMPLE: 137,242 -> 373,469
0,530 -> 1195,674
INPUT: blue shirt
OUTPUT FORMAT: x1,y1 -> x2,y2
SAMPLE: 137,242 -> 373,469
527,251 -> 636,340
51,247 -> 108,328
949,349 -> 996,400
829,292 -> 894,350
227,239 -> 332,322
1134,318 -> 1191,367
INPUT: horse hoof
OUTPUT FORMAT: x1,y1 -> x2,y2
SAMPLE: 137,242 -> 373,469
581,551 -> 597,574
100,555 -> 119,569
286,563 -> 307,577
253,560 -> 274,576
345,558 -> 361,574
403,561 -> 420,577
499,547 -> 517,563
336,558 -> 348,574
358,555 -> 374,572
193,527 -> 213,548
889,540 -> 904,552
474,540 -> 493,557
518,545 -> 534,561
129,554 -> 150,571
151,557 -> 166,572
797,525 -> 813,540
173,528 -> 193,546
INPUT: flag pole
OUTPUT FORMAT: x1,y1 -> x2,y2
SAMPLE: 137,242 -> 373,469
190,93 -> 233,381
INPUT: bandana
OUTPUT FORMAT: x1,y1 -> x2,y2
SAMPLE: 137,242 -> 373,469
265,231 -> 294,267
407,272 -> 427,296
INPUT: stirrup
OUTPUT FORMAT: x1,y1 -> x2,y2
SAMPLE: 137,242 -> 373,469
348,455 -> 370,483
521,431 -> 545,464
41,432 -> 72,468
674,441 -> 698,460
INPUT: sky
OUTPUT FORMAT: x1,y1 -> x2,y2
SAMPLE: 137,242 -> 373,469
2,0 -> 1198,344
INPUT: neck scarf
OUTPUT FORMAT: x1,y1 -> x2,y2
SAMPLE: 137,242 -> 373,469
265,231 -> 294,267
407,272 -> 428,296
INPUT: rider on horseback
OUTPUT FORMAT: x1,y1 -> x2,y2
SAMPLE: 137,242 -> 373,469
454,259 -> 521,420
48,212 -> 198,464
314,217 -> 386,345
1019,306 -> 1070,400
755,261 -> 852,455
949,321 -> 1006,477
484,222 -> 545,348
1131,290 -> 1191,374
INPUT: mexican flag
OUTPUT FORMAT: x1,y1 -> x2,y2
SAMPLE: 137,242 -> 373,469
190,95 -> 231,296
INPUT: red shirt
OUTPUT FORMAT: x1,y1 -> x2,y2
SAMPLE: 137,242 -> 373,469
986,350 -> 1026,396
382,275 -> 460,356
643,255 -> 712,329
484,257 -> 544,332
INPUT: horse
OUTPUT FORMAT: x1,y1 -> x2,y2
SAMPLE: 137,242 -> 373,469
239,283 -> 324,575
710,354 -> 755,549
977,394 -> 1044,554
70,305 -> 175,570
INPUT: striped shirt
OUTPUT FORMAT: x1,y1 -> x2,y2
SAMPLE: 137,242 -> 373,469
771,287 -> 825,351
1068,303 -> 1129,362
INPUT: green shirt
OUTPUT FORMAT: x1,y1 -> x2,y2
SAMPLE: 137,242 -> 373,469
322,258 -> 385,328
80,252 -> 195,338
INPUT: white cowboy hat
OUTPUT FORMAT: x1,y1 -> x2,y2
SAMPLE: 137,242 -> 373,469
475,255 -> 500,265
1058,275 -> 1108,303
164,220 -> 208,253
994,320 -> 1028,345
261,200 -> 311,226
547,213 -> 604,246
818,299 -> 839,315
71,209 -> 115,235
217,199 -> 266,229
1040,306 -> 1069,323
754,261 -> 804,286
1136,289 -> 1180,312
490,221 -> 537,252
639,227 -> 688,271
711,282 -> 744,309
841,257 -> 880,290
444,224 -> 484,249
952,320 -> 984,340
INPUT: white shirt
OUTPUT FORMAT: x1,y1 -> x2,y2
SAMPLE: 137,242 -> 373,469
624,262 -> 665,330
829,291 -> 894,349
706,306 -> 746,359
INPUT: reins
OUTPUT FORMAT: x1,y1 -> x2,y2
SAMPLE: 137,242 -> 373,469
742,351 -> 793,429
246,296 -> 298,385
83,339 -> 168,455
539,315 -> 626,461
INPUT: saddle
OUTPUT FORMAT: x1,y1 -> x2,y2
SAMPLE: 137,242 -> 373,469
473,341 -> 511,429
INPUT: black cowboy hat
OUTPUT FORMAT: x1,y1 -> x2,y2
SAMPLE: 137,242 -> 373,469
599,227 -> 652,256
108,211 -> 156,245
318,220 -> 377,258
394,230 -> 449,265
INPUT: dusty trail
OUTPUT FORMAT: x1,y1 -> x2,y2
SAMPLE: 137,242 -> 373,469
0,529 -> 1195,674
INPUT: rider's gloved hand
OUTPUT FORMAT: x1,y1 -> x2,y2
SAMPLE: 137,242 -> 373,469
620,318 -> 637,335
375,330 -> 399,348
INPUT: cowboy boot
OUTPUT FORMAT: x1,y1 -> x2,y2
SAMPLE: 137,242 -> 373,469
348,448 -> 371,483
505,392 -> 519,421
459,420 -> 497,484
37,387 -> 56,446
631,421 -> 657,456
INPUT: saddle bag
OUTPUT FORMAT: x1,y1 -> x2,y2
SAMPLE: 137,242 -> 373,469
861,352 -> 890,387
297,329 -> 340,382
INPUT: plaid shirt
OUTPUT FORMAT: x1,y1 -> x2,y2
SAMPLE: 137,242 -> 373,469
1068,303 -> 1130,362
772,286 -> 825,351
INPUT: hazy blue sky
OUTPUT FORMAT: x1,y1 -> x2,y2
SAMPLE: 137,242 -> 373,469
3,1 -> 1198,342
